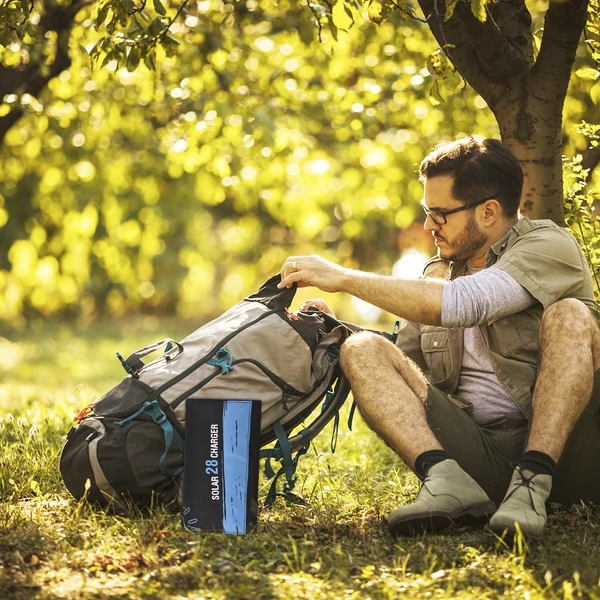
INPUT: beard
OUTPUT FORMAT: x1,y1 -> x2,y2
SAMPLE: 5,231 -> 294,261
435,214 -> 487,262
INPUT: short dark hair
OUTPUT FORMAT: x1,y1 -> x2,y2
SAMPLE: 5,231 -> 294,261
418,136 -> 523,218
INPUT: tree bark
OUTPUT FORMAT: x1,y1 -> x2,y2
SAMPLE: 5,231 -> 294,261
416,0 -> 589,224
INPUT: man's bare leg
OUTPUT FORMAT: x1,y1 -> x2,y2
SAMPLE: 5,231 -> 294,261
527,298 -> 600,459
339,330 -> 441,468
340,331 -> 496,536
490,299 -> 600,539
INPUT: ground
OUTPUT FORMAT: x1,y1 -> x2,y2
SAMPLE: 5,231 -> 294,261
1,319 -> 599,599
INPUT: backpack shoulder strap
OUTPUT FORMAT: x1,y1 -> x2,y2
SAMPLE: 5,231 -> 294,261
261,375 -> 351,506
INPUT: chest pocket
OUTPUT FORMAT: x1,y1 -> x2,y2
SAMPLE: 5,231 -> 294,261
486,310 -> 539,357
421,329 -> 453,385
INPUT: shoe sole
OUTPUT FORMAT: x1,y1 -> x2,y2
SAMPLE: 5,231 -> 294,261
388,500 -> 497,537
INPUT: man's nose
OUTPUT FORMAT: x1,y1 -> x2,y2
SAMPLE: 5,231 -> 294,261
423,213 -> 441,233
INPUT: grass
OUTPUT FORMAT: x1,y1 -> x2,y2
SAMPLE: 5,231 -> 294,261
1,319 -> 600,599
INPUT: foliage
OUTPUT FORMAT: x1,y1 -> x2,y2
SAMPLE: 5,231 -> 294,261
564,150 -> 600,317
1,0 -> 600,321
2,321 -> 600,598
0,0 -> 503,322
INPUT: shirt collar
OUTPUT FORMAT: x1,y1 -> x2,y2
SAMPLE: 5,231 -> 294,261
486,217 -> 523,264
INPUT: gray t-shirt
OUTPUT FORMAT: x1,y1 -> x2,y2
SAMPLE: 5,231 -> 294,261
441,265 -> 536,424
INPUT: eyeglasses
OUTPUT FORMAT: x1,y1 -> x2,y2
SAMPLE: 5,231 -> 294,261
421,195 -> 497,225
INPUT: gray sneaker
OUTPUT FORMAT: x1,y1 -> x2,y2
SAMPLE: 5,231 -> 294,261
388,459 -> 497,536
488,466 -> 552,540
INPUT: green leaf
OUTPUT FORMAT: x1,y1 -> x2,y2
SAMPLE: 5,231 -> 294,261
95,1 -> 111,28
427,49 -> 445,75
332,1 -> 354,30
576,67 -> 599,80
161,34 -> 180,57
153,0 -> 167,16
143,47 -> 157,70
445,0 -> 461,21
344,3 -> 355,26
100,45 -> 117,67
329,18 -> 338,41
126,46 -> 141,71
368,0 -> 391,25
147,16 -> 164,36
106,14 -> 118,34
427,78 -> 445,106
0,26 -> 12,48
469,0 -> 487,22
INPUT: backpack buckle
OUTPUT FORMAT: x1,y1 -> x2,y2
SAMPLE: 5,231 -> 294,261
151,408 -> 167,425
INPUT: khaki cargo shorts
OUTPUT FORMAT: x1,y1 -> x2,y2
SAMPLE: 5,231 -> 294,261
424,368 -> 600,505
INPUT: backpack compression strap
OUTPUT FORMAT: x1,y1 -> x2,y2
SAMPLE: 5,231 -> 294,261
116,400 -> 184,480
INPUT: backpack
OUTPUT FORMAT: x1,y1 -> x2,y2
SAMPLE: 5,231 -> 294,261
59,274 -> 352,509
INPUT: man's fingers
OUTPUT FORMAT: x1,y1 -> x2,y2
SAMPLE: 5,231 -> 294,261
278,270 -> 303,289
279,257 -> 301,285
300,298 -> 336,317
301,299 -> 326,311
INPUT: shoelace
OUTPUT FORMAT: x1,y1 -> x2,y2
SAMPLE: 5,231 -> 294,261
504,464 -> 541,515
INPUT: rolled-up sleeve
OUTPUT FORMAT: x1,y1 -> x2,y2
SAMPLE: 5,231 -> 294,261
441,268 -> 535,328
494,227 -> 593,309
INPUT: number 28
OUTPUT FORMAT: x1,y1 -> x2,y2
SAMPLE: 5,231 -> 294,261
205,459 -> 218,475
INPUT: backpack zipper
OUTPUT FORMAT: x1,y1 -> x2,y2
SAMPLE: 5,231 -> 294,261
170,357 -> 304,410
145,307 -> 281,405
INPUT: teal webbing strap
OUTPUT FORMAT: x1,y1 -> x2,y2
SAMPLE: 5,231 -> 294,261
115,401 -> 153,426
116,400 -> 183,480
263,421 -> 305,506
330,410 -> 340,453
171,428 -> 185,453
261,448 -> 277,479
262,375 -> 353,506
147,403 -> 177,479
273,421 -> 294,484
347,399 -> 357,431
321,388 -> 334,412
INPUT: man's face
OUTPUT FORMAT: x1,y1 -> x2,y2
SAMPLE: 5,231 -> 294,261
422,175 -> 488,262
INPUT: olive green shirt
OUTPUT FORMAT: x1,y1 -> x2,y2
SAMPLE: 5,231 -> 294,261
396,217 -> 597,420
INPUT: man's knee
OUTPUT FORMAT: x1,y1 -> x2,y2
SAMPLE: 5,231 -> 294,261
340,330 -> 427,394
339,331 -> 395,374
541,298 -> 597,335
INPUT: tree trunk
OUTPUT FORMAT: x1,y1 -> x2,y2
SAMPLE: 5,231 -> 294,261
416,0 -> 589,224
492,86 -> 565,223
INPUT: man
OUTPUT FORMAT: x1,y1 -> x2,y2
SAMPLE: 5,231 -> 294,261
278,136 -> 600,539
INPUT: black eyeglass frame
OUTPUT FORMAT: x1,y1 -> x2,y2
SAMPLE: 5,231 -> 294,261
421,195 -> 497,225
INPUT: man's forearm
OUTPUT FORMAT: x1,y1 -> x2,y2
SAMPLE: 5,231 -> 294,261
278,255 -> 445,325
340,270 -> 445,326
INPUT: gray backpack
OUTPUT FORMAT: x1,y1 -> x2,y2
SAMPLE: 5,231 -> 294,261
59,275 -> 351,509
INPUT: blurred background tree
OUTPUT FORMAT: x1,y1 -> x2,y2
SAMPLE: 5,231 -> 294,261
0,0 -> 598,325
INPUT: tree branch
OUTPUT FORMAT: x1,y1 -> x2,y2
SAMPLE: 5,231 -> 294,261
416,0 -> 531,104
531,0 -> 589,99
0,0 -> 87,143
389,0 -> 428,23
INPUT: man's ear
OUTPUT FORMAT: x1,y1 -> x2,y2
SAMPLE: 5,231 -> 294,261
483,199 -> 502,224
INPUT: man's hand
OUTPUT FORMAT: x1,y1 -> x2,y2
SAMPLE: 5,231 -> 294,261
300,298 -> 336,318
278,255 -> 348,293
